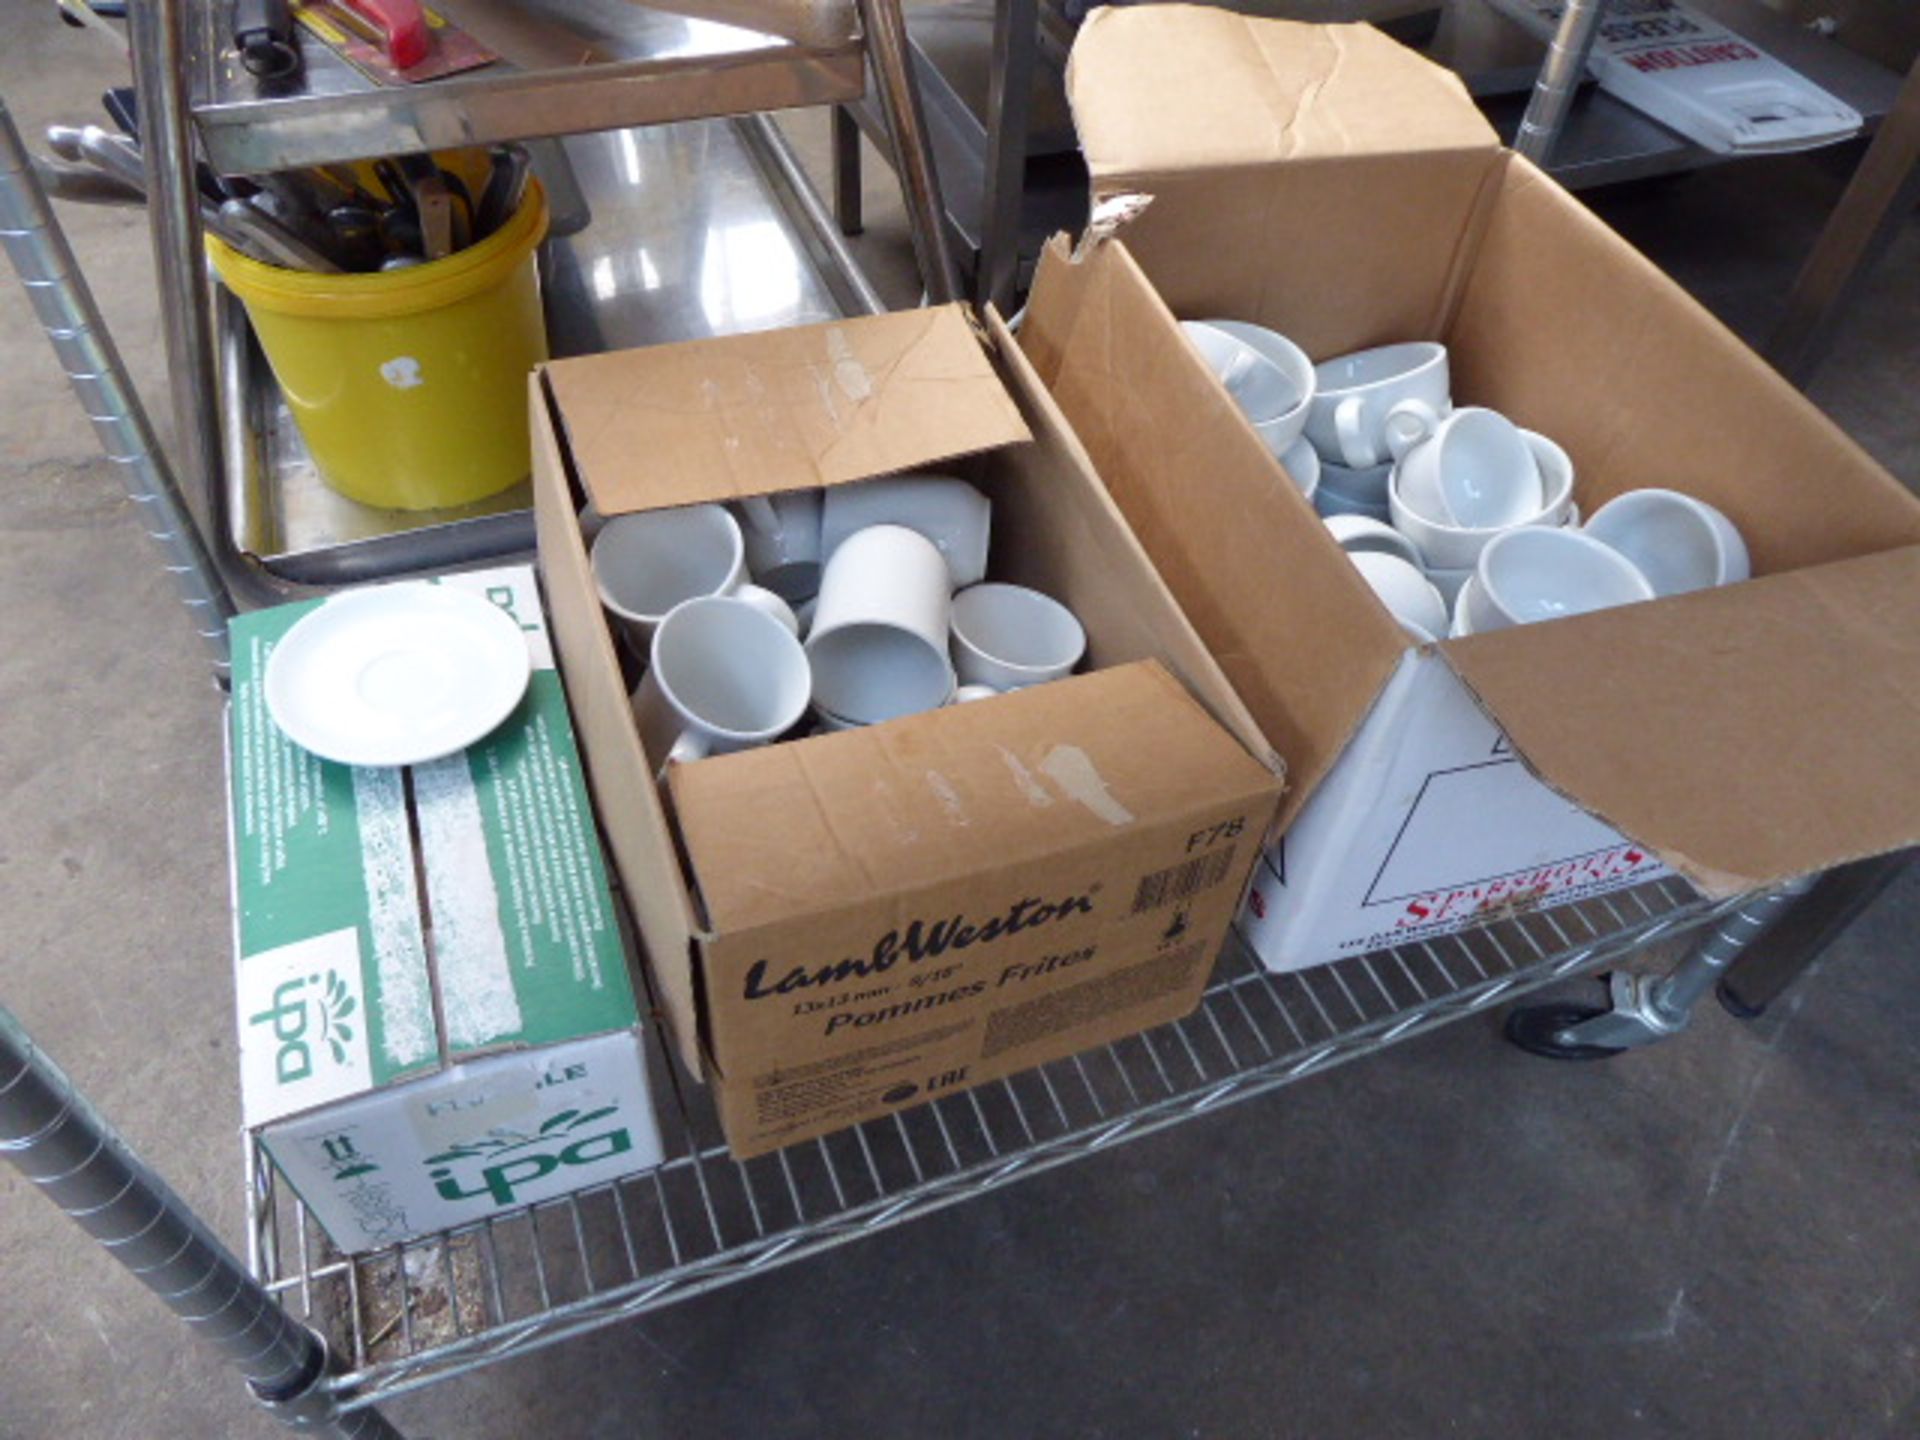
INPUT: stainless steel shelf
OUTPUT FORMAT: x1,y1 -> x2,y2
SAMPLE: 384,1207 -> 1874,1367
247,875 -> 1737,1412
187,0 -> 865,174
217,118 -> 863,586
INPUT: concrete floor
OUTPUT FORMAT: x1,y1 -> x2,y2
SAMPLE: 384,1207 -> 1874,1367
3,9 -> 1917,1438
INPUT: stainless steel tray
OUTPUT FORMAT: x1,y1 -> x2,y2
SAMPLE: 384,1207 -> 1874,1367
217,118 -> 870,587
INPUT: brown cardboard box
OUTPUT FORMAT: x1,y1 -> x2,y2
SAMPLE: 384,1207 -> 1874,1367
1019,10 -> 1920,962
531,304 -> 1285,1155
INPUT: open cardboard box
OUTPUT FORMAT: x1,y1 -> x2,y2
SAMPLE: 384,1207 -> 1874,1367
530,304 -> 1285,1155
1020,8 -> 1920,970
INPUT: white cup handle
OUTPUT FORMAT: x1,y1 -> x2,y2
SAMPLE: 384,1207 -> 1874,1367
738,494 -> 780,534
1334,396 -> 1377,469
731,583 -> 800,637
663,729 -> 710,769
1383,399 -> 1440,462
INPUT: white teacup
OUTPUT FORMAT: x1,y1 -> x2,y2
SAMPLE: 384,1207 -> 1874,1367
593,503 -> 749,648
1391,407 -> 1541,530
1390,428 -> 1575,571
1349,551 -> 1450,640
1307,342 -> 1450,469
950,583 -> 1087,691
1278,436 -> 1321,502
807,524 -> 956,724
1187,320 -> 1316,457
631,595 -> 811,769
1323,513 -> 1424,570
820,475 -> 991,590
734,490 -> 824,604
1466,527 -> 1656,633
1583,488 -> 1750,596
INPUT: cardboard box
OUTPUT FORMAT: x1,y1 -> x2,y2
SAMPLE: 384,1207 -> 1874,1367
1020,9 -> 1920,970
530,304 -> 1285,1156
229,566 -> 666,1253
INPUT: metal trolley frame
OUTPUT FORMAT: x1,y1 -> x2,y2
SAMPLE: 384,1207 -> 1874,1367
0,2 -> 1896,1434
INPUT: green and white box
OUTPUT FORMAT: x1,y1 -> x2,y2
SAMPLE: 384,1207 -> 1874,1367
229,566 -> 666,1255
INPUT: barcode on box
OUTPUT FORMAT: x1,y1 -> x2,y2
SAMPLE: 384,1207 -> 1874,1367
1130,848 -> 1235,914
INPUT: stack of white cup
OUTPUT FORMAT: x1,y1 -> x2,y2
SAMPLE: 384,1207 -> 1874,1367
1183,322 -> 1751,640
586,476 -> 1088,770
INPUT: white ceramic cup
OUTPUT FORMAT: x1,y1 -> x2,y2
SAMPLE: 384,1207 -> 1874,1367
1279,436 -> 1321,502
1426,563 -> 1474,610
1390,407 -> 1541,530
1323,513 -> 1425,570
593,503 -> 748,648
1583,488 -> 1750,596
807,524 -> 956,723
1467,527 -> 1657,633
1389,428 -> 1576,571
950,583 -> 1087,691
631,595 -> 811,768
1349,551 -> 1450,640
1306,341 -> 1451,469
733,490 -> 824,604
820,475 -> 991,589
1188,319 -> 1316,456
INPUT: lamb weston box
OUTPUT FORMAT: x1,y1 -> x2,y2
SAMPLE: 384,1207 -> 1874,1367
1021,9 -> 1920,970
530,303 -> 1285,1155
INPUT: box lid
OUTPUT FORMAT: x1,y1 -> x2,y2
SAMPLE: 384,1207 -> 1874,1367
230,567 -> 638,1130
1444,549 -> 1920,896
668,662 -> 1281,932
1065,7 -> 1506,356
543,304 -> 1031,516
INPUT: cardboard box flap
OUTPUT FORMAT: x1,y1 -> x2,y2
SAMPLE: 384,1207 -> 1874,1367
544,305 -> 1031,516
1068,7 -> 1499,180
1443,548 -> 1920,896
1021,237 -> 1403,829
532,377 -> 706,1076
1450,160 -> 1920,572
669,662 -> 1279,933
1064,8 -> 1507,363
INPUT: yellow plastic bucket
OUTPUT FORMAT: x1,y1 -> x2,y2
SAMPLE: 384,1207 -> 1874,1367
208,181 -> 550,512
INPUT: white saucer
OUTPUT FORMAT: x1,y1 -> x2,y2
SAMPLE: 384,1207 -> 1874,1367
265,583 -> 532,767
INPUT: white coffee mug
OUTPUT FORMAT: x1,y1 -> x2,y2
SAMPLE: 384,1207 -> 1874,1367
1348,551 -> 1450,640
1583,488 -> 1750,596
1307,342 -> 1450,469
733,490 -> 824,604
1467,527 -> 1656,633
1186,319 -> 1316,457
1391,407 -> 1541,530
950,583 -> 1087,691
592,503 -> 746,648
631,595 -> 811,769
808,524 -> 957,724
820,475 -> 991,589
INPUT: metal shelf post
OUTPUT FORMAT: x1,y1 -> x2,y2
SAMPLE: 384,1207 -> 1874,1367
0,1004 -> 405,1438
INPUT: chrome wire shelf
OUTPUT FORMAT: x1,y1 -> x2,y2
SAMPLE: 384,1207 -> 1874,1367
247,875 -> 1736,1411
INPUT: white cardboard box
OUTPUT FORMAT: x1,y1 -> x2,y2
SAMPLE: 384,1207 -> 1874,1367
1237,652 -> 1664,969
229,566 -> 666,1253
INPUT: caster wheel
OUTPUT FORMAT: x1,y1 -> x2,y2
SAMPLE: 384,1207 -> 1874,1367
1503,1000 -> 1627,1060
1716,977 -> 1767,1022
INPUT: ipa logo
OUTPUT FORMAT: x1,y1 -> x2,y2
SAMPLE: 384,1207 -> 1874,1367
247,969 -> 359,1085
426,1105 -> 632,1207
